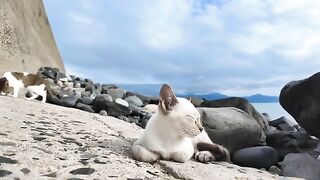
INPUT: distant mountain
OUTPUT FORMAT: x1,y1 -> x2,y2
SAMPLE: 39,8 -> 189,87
243,94 -> 279,103
179,92 -> 229,101
181,93 -> 278,103
119,84 -> 279,103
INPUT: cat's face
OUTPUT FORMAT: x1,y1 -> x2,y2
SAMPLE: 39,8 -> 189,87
159,84 -> 203,138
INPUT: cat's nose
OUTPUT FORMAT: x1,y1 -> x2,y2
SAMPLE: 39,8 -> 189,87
199,127 -> 203,132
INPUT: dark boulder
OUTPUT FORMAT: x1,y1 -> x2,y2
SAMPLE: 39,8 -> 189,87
125,91 -> 152,105
93,94 -> 113,112
93,94 -> 132,117
200,97 -> 268,131
198,107 -> 263,154
280,72 -> 320,138
76,102 -> 95,113
232,146 -> 278,169
59,95 -> 79,107
269,117 -> 294,131
266,131 -> 319,160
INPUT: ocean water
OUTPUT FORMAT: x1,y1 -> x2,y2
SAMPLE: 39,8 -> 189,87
251,102 -> 297,125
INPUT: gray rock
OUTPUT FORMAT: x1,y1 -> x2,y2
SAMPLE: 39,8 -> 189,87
269,117 -> 294,131
232,146 -> 278,169
99,110 -> 108,116
268,165 -> 281,175
125,96 -> 144,107
59,95 -> 79,107
20,168 -> 31,174
198,107 -> 263,154
266,131 -> 319,160
280,72 -> 320,138
189,97 -> 204,107
78,97 -> 94,105
125,91 -> 152,105
90,89 -> 101,99
101,84 -> 118,93
107,101 -> 132,117
93,94 -> 113,112
106,88 -> 125,99
282,153 -> 320,180
64,82 -> 74,88
76,103 -> 95,113
74,82 -> 81,88
85,85 -> 95,92
81,91 -> 91,98
95,83 -> 102,93
74,90 -> 81,99
38,67 -> 59,79
200,97 -> 268,131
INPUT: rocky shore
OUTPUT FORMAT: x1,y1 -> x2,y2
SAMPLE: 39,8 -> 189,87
0,96 -> 297,179
1,67 -> 320,179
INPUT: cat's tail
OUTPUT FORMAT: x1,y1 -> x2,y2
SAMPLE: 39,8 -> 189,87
196,142 -> 231,162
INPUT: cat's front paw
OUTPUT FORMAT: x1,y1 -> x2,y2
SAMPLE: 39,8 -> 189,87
195,151 -> 214,163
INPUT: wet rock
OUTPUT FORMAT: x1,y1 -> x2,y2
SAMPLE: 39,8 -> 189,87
69,168 -> 95,175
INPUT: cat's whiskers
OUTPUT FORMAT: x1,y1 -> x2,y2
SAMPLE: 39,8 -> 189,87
178,129 -> 188,136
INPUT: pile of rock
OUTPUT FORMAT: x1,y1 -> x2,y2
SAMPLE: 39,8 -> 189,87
196,96 -> 320,179
35,67 -> 320,179
38,67 -> 154,128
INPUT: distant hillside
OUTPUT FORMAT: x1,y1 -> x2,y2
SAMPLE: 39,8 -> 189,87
243,94 -> 279,103
120,84 -> 279,103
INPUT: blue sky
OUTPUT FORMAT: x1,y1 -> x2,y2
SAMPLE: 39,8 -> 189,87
43,0 -> 320,96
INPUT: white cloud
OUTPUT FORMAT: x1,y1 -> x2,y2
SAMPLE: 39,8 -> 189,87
44,0 -> 320,95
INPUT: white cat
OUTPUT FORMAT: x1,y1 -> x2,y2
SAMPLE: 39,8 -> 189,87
0,72 -> 47,103
132,84 -> 230,163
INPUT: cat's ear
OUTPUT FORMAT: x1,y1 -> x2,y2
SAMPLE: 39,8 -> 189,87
159,84 -> 178,112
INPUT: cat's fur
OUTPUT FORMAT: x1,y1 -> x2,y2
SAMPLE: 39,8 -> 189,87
132,84 -> 230,163
0,72 -> 47,103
